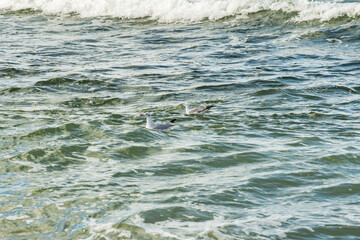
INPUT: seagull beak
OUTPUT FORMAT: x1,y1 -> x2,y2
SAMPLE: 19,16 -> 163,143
140,114 -> 145,116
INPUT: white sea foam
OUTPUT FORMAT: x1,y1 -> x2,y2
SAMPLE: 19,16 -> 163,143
0,0 -> 359,23
6,214 -> 30,220
85,212 -> 295,239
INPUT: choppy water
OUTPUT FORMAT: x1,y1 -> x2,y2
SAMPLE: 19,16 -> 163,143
1,0 -> 360,239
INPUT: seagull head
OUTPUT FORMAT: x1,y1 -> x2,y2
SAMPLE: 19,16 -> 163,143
181,102 -> 189,107
140,112 -> 151,117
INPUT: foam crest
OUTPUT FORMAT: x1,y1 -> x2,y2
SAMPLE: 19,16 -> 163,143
0,0 -> 359,22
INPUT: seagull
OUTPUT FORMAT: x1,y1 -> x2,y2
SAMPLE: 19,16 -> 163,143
181,102 -> 214,115
140,113 -> 176,130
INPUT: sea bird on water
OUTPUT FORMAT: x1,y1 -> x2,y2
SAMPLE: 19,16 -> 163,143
181,102 -> 214,115
140,112 -> 176,130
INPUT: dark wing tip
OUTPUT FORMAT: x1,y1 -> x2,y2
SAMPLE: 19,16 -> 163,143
170,119 -> 176,123
205,104 -> 214,110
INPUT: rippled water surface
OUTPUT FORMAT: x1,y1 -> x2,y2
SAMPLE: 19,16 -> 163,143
1,1 -> 360,239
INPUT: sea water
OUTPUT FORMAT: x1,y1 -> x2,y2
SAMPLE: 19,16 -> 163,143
0,0 -> 360,239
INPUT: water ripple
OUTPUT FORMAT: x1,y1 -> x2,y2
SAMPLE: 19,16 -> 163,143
1,6 -> 360,240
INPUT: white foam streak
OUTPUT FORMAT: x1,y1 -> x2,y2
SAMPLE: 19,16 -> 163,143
293,1 -> 360,22
0,0 -> 359,22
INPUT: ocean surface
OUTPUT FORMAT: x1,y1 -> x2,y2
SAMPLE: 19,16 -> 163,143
1,0 -> 360,239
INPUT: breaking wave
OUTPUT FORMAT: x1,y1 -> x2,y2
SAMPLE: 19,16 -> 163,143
0,0 -> 360,23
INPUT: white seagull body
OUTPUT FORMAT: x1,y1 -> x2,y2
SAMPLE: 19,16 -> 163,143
141,113 -> 176,130
182,103 -> 214,115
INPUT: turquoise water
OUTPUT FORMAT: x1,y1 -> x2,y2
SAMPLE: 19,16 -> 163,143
1,1 -> 360,239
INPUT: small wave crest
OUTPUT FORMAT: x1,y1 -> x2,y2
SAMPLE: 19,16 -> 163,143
1,0 -> 359,23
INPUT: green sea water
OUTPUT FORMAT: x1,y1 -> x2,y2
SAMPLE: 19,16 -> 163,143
1,1 -> 360,239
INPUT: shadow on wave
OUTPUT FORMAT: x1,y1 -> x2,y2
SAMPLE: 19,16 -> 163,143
0,67 -> 42,78
61,97 -> 126,107
35,77 -> 118,92
113,145 -> 162,159
5,144 -> 88,172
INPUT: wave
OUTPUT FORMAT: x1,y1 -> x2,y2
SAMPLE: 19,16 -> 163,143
1,0 -> 360,23
0,67 -> 42,78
